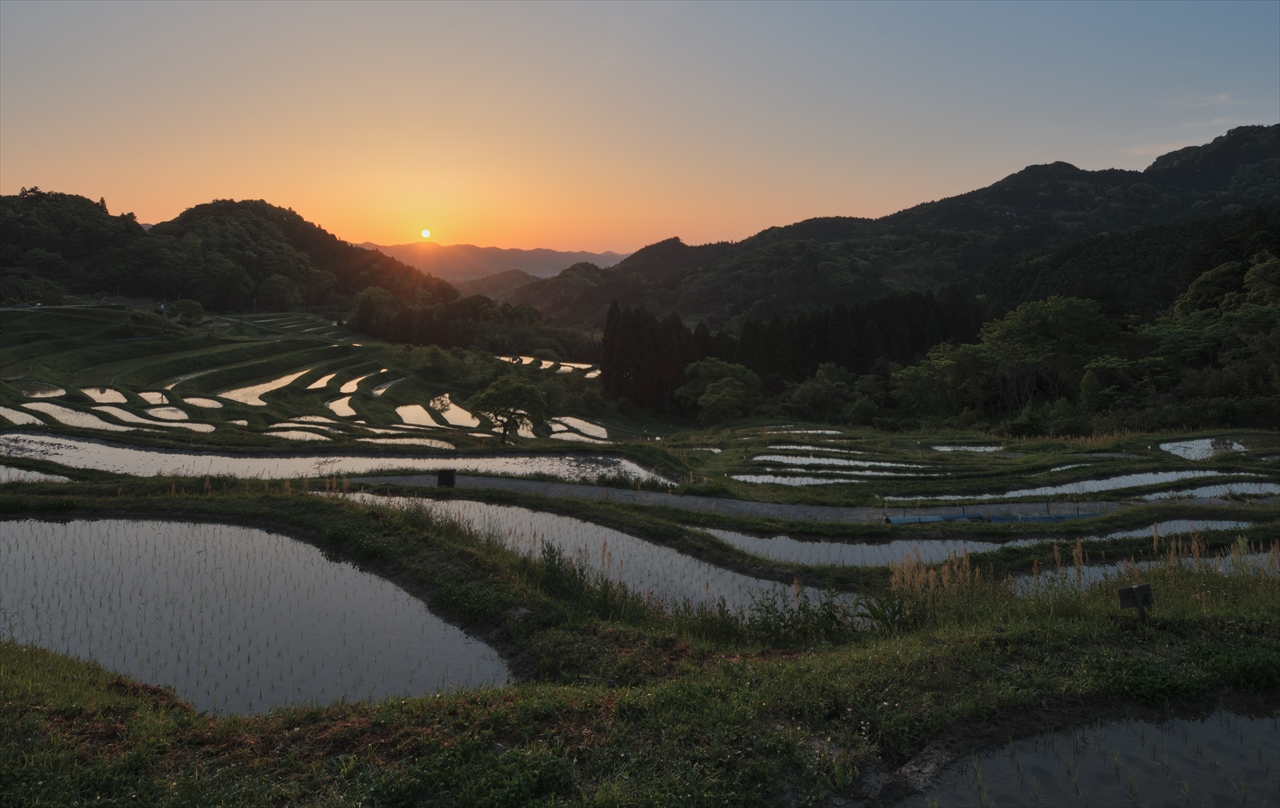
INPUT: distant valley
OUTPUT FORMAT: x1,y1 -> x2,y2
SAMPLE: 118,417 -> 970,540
359,241 -> 630,284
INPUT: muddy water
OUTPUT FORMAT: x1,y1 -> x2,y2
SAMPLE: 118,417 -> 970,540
0,433 -> 666,483
343,495 -> 825,611
896,709 -> 1279,808
0,519 -> 508,714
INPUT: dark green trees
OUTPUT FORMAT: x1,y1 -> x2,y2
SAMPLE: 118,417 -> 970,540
468,375 -> 547,443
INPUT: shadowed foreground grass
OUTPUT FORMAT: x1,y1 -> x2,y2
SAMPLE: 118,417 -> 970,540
1,490 -> 1278,806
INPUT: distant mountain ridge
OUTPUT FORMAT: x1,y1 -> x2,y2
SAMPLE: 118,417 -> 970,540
506,124 -> 1280,330
360,241 -> 630,284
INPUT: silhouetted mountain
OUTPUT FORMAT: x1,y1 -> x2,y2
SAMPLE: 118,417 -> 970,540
1,194 -> 457,311
456,269 -> 540,300
509,125 -> 1280,330
360,241 -> 630,283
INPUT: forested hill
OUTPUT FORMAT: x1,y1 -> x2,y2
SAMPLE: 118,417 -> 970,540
507,124 -> 1280,330
0,194 -> 457,312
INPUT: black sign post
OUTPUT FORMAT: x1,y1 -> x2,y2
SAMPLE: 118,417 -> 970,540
1118,583 -> 1153,622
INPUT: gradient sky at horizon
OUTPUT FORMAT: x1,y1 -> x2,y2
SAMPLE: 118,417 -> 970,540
2,0 -> 1276,252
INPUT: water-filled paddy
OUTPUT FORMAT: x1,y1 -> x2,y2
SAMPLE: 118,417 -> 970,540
706,520 -> 1255,568
0,519 -> 508,714
9,380 -> 64,398
266,429 -> 330,441
220,369 -> 311,406
767,444 -> 863,454
339,372 -> 377,394
753,455 -> 925,469
896,709 -> 1279,808
344,495 -> 824,610
1161,437 -> 1248,460
1142,481 -> 1280,500
0,464 -> 71,483
885,470 -> 1246,501
0,405 -> 43,425
326,396 -> 357,417
22,402 -> 137,431
93,406 -> 215,433
81,386 -> 127,404
553,416 -> 608,438
432,393 -> 481,428
145,405 -> 189,420
930,445 -> 1003,453
0,433 -> 666,482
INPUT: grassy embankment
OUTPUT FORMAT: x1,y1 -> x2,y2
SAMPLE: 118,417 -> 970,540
3,484 -> 1278,806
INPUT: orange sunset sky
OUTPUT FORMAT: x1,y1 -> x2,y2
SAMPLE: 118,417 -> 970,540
2,1 -> 1277,253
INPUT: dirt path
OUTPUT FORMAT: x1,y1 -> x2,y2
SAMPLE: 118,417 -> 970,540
350,473 -> 1267,524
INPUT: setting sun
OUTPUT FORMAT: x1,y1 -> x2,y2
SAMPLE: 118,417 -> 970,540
420,229 -> 431,239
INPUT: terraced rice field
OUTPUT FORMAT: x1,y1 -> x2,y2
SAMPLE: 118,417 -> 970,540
0,308 -> 614,459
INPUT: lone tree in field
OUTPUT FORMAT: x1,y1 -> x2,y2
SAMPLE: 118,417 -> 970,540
468,375 -> 547,443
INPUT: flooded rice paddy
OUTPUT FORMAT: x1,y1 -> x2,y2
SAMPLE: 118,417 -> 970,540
0,405 -> 43,425
343,495 -> 823,610
93,406 -> 215,433
704,520 -> 1254,567
767,444 -> 863,454
0,519 -> 509,714
0,464 -> 71,483
0,433 -> 666,483
552,416 -> 608,439
81,387 -> 128,403
396,404 -> 443,427
139,391 -> 168,405
896,709 -> 1279,808
22,402 -> 137,431
884,470 -> 1248,501
183,397 -> 223,408
431,394 -> 481,428
306,372 -> 337,390
8,381 -> 65,398
930,445 -> 1004,453
219,369 -> 311,406
1141,481 -> 1280,500
145,406 -> 189,420
1161,437 -> 1248,461
753,455 -> 922,469
326,396 -> 357,417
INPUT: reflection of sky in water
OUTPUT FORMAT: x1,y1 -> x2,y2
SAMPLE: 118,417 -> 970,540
753,454 -> 924,468
1,519 -> 508,715
895,709 -> 1279,808
1142,482 -> 1280,500
885,470 -> 1246,501
219,370 -> 311,406
0,433 -> 665,482
343,495 -> 824,611
930,445 -> 1002,453
1160,437 -> 1247,460
11,381 -> 65,398
0,464 -> 71,483
706,520 -> 1253,567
